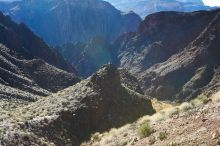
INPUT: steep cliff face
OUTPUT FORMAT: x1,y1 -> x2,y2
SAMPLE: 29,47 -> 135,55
0,0 -> 141,45
113,9 -> 220,101
114,10 -> 219,75
140,12 -> 220,101
104,0 -> 212,18
0,64 -> 155,146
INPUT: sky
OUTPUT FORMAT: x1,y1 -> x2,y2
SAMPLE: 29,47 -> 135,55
202,0 -> 220,6
0,0 -> 220,6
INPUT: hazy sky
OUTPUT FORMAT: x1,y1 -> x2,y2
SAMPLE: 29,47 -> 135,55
203,0 -> 220,6
0,0 -> 220,6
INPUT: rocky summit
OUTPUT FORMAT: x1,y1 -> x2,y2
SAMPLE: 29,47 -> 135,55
0,64 -> 155,146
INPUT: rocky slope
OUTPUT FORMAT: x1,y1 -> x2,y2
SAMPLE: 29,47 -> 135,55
0,0 -> 141,45
0,12 -> 76,73
84,91 -> 220,146
104,0 -> 212,18
113,9 -> 220,101
0,64 -> 155,146
0,43 -> 80,101
139,11 -> 220,101
0,12 -> 80,100
115,10 -> 219,74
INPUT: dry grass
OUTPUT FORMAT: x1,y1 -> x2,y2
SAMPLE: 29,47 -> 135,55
151,98 -> 174,112
83,90 -> 220,146
211,90 -> 220,102
138,123 -> 154,138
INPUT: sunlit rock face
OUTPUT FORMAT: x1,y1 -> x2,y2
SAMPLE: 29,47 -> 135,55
104,0 -> 212,18
0,0 -> 141,45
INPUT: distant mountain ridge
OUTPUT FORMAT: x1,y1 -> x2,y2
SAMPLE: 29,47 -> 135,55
0,0 -> 141,45
104,0 -> 214,18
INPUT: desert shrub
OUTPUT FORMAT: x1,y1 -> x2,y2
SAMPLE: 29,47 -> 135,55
197,95 -> 210,104
138,123 -> 154,138
149,136 -> 156,145
211,91 -> 220,102
150,112 -> 166,122
179,102 -> 193,112
191,95 -> 210,106
158,132 -> 167,141
120,140 -> 128,146
168,108 -> 179,117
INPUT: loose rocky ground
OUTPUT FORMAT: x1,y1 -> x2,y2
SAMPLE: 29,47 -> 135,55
83,91 -> 220,146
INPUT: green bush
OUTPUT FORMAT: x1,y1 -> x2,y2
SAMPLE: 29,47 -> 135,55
138,123 -> 154,138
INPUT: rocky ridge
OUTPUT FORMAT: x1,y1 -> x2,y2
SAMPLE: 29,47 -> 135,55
0,64 -> 155,146
113,9 -> 220,101
0,0 -> 142,45
139,11 -> 220,101
0,44 -> 80,101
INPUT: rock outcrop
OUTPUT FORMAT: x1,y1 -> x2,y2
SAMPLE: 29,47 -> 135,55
0,64 -> 155,145
0,0 -> 142,45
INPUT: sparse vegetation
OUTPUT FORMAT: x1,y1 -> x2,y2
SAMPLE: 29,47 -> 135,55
191,95 -> 210,106
179,102 -> 193,112
211,91 -> 220,102
138,123 -> 154,138
149,136 -> 156,145
158,132 -> 167,141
